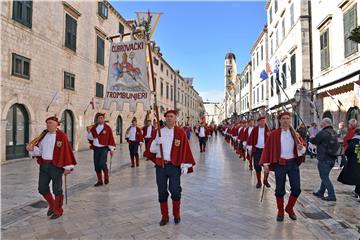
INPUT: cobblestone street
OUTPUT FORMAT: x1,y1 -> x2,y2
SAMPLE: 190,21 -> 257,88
1,134 -> 359,239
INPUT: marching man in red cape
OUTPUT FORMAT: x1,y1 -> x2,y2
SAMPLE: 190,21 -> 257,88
149,110 -> 196,226
195,121 -> 210,152
142,119 -> 156,160
260,112 -> 306,222
238,120 -> 248,160
87,113 -> 116,186
247,116 -> 271,189
243,119 -> 255,170
26,116 -> 76,219
125,117 -> 144,167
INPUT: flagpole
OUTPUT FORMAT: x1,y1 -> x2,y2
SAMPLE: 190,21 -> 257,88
46,92 -> 58,112
147,36 -> 165,168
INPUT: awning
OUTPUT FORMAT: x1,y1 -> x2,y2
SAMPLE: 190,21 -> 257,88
317,73 -> 360,95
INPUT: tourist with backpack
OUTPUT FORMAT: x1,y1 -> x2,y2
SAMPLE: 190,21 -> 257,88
310,118 -> 339,202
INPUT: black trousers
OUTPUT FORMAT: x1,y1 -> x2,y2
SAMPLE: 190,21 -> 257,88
274,160 -> 301,198
93,147 -> 109,172
156,164 -> 182,202
38,163 -> 63,196
145,138 -> 151,149
199,137 -> 207,147
253,148 -> 263,173
129,141 -> 140,158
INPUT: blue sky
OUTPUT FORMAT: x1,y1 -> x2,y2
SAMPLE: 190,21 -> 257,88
111,1 -> 267,102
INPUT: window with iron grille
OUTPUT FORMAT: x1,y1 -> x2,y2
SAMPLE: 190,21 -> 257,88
12,53 -> 30,79
290,54 -> 296,84
119,22 -> 124,34
282,63 -> 287,89
64,72 -> 75,90
12,0 -> 32,28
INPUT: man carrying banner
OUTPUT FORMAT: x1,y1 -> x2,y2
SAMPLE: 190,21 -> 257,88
260,112 -> 306,222
247,116 -> 271,188
149,110 -> 196,226
87,113 -> 116,186
126,117 -> 144,167
26,116 -> 76,219
143,119 -> 156,160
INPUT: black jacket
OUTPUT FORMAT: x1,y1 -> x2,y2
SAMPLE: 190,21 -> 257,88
310,126 -> 337,161
338,137 -> 360,185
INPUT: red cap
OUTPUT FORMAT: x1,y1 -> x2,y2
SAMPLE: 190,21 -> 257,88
257,116 -> 266,121
45,116 -> 60,125
278,112 -> 291,119
164,109 -> 177,117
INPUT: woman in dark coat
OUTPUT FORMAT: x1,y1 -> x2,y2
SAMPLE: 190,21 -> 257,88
338,128 -> 360,197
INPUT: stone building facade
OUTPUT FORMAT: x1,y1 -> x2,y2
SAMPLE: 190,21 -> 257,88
1,0 -> 204,162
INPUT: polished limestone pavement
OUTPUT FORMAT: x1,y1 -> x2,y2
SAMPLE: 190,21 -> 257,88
1,134 -> 359,239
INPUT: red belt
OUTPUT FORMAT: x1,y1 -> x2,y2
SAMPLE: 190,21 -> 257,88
39,159 -> 53,165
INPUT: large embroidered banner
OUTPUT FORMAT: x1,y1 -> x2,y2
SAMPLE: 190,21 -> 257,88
103,39 -> 150,112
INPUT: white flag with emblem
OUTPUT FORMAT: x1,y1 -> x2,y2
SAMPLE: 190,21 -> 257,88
354,82 -> 360,99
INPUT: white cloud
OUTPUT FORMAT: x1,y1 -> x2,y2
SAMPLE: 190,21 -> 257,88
199,90 -> 224,103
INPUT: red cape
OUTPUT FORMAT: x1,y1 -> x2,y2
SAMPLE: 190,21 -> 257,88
259,128 -> 305,169
89,123 -> 116,149
125,126 -> 144,143
343,127 -> 356,151
247,126 -> 270,152
148,126 -> 196,173
36,130 -> 77,168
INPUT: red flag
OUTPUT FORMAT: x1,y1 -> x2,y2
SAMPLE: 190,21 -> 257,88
266,63 -> 272,74
90,98 -> 95,110
200,115 -> 206,124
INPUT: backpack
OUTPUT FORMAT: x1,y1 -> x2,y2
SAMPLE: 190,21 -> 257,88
324,128 -> 341,157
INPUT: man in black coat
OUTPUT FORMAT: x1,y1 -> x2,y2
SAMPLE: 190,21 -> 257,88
310,118 -> 338,201
338,127 -> 360,198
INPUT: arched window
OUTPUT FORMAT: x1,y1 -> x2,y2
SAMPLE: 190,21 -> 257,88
61,110 -> 74,148
347,107 -> 359,122
6,104 -> 29,160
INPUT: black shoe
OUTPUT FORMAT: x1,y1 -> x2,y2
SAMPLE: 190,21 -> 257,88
256,183 -> 262,189
285,210 -> 297,220
312,192 -> 323,198
104,179 -> 109,185
276,215 -> 284,222
47,210 -> 53,217
322,196 -> 336,202
131,165 -> 135,168
159,220 -> 169,226
50,213 -> 62,220
264,182 -> 271,188
174,218 -> 181,224
94,182 -> 103,187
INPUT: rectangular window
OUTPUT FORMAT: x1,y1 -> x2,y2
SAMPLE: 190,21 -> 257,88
160,63 -> 163,72
65,14 -> 77,51
153,57 -> 159,65
261,45 -> 264,61
269,6 -> 273,24
276,28 -> 279,47
257,87 -> 259,103
261,84 -> 264,100
171,86 -> 173,101
290,4 -> 294,27
270,38 -> 273,55
253,90 -> 255,104
166,84 -> 169,99
12,53 -> 31,79
344,4 -> 358,57
12,0 -> 32,28
166,69 -> 169,76
274,0 -> 278,13
98,2 -> 108,19
320,29 -> 330,70
282,18 -> 286,38
252,57 -> 255,70
161,81 -> 164,96
96,36 -> 105,65
291,54 -> 296,84
64,72 -> 75,90
96,82 -> 104,98
119,22 -> 124,34
256,51 -> 259,66
282,63 -> 287,89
